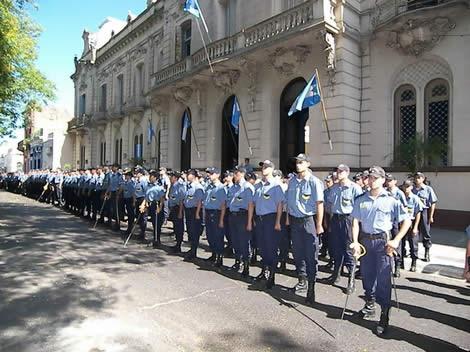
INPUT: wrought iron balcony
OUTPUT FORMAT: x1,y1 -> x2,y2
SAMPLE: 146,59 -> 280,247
152,0 -> 320,88
371,0 -> 468,29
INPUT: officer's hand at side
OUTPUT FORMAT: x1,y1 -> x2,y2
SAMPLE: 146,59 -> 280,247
274,222 -> 281,232
246,223 -> 252,232
412,227 -> 419,236
195,213 -> 200,220
386,239 -> 399,257
316,224 -> 324,236
218,221 -> 224,229
349,242 -> 361,259
178,213 -> 183,219
429,217 -> 434,224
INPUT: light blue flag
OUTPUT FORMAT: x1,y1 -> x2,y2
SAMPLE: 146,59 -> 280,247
182,111 -> 191,141
231,97 -> 241,134
147,120 -> 155,145
183,0 -> 201,18
288,73 -> 321,117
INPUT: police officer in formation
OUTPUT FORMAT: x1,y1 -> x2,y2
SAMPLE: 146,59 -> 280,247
350,166 -> 411,335
4,156 -> 446,337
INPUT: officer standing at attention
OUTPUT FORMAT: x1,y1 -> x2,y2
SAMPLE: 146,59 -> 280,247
168,171 -> 185,253
183,169 -> 205,260
324,164 -> 363,294
140,171 -> 165,247
401,179 -> 423,272
106,164 -> 122,231
320,174 -> 334,261
286,154 -> 324,305
120,170 -> 136,236
229,166 -> 255,277
350,166 -> 411,336
134,168 -> 149,242
413,172 -> 438,262
254,160 -> 284,289
385,173 -> 407,277
203,167 -> 227,267
223,171 -> 235,256
157,167 -> 171,237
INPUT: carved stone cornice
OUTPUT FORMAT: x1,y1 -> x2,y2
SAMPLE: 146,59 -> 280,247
150,94 -> 170,115
173,86 -> 193,105
212,69 -> 241,93
386,17 -> 455,57
268,45 -> 311,76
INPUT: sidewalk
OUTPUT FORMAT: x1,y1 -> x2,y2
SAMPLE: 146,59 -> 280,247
403,227 -> 468,280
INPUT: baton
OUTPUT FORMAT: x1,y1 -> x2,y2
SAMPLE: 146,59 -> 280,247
124,213 -> 142,247
341,243 -> 366,320
37,188 -> 47,202
391,257 -> 400,310
93,195 -> 108,229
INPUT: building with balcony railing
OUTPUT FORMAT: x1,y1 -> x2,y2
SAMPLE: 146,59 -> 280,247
69,0 -> 470,228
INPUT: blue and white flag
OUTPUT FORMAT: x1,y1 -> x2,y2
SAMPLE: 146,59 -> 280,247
182,111 -> 191,141
135,144 -> 142,159
147,120 -> 155,145
183,0 -> 201,18
288,73 -> 321,117
231,96 -> 241,134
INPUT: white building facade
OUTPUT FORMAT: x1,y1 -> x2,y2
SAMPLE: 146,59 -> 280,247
0,139 -> 23,173
68,0 -> 470,229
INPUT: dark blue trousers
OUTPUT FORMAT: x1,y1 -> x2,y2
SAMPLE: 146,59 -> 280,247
229,211 -> 251,261
205,209 -> 224,255
149,202 -> 158,243
359,234 -> 392,309
330,214 -> 355,273
185,207 -> 202,252
290,215 -> 318,281
169,205 -> 184,244
278,213 -> 290,262
123,198 -> 135,233
418,209 -> 432,248
402,227 -> 419,260
256,213 -> 281,269
224,210 -> 232,248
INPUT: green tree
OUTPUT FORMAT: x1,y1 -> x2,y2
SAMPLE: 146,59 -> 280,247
392,132 -> 448,173
0,0 -> 55,138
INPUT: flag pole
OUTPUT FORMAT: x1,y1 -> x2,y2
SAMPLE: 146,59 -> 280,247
196,2 -> 213,43
188,115 -> 201,159
240,114 -> 253,156
315,68 -> 333,151
195,18 -> 214,73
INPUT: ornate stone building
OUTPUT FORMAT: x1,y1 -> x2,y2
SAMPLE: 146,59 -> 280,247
68,0 -> 470,228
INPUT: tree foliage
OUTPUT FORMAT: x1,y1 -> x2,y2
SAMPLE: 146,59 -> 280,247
0,0 -> 55,138
392,132 -> 448,172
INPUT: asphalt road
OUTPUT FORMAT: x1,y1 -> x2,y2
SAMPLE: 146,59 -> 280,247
0,190 -> 469,352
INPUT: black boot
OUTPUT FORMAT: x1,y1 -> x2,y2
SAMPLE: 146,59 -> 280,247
394,262 -> 401,278
305,280 -> 315,305
256,266 -> 267,281
359,298 -> 376,320
171,243 -> 182,253
250,249 -> 257,265
265,268 -> 275,290
324,267 -> 341,285
292,276 -> 308,293
241,260 -> 250,277
376,307 -> 391,336
152,240 -> 161,248
231,259 -> 241,271
410,259 -> 417,272
346,275 -> 355,295
400,261 -> 405,270
184,248 -> 196,261
214,254 -> 223,267
205,252 -> 216,262
424,248 -> 430,262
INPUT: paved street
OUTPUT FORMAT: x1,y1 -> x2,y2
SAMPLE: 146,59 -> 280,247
0,190 -> 469,352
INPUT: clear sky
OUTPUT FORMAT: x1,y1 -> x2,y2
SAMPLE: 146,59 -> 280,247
30,0 -> 147,113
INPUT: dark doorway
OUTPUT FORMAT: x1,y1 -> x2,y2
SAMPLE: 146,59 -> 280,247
221,95 -> 239,172
280,78 -> 309,174
180,109 -> 192,170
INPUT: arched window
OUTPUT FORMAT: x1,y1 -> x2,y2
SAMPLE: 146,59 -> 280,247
394,84 -> 416,147
100,141 -> 106,165
180,109 -> 192,170
425,79 -> 450,166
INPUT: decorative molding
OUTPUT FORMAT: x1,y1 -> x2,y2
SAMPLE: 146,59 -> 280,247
317,30 -> 337,89
173,86 -> 193,105
212,70 -> 241,93
268,45 -> 311,76
393,59 -> 452,89
238,57 -> 258,111
150,94 -> 170,116
386,17 -> 456,57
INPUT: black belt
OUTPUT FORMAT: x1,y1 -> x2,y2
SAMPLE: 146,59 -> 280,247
289,215 -> 313,223
359,232 -> 388,241
332,213 -> 350,218
231,210 -> 247,215
256,213 -> 276,218
206,209 -> 220,213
